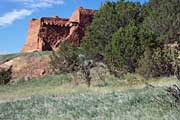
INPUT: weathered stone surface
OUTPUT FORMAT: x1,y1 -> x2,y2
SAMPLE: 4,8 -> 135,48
21,7 -> 96,52
0,55 -> 53,81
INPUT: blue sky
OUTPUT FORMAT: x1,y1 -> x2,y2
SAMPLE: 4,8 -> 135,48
0,0 -> 147,54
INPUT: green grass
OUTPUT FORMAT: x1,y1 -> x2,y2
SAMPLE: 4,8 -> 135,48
0,74 -> 180,120
0,74 -> 72,100
0,51 -> 52,63
0,88 -> 180,120
0,73 -> 179,101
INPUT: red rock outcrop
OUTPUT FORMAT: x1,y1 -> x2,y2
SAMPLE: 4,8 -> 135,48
21,7 -> 96,52
0,55 -> 53,81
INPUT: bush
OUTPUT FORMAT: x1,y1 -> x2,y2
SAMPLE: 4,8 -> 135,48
50,41 -> 95,87
0,68 -> 12,85
136,47 -> 178,78
50,41 -> 80,74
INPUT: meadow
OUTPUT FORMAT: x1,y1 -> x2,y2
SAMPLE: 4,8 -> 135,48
0,73 -> 180,120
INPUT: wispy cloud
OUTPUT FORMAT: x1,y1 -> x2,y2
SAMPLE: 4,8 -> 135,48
0,0 -> 64,27
13,0 -> 64,8
0,9 -> 33,26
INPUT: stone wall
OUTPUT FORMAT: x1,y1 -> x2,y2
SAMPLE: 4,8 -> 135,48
21,19 -> 42,52
21,7 -> 96,52
39,20 -> 71,50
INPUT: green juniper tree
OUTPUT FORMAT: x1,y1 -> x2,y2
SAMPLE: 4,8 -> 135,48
81,0 -> 144,58
105,21 -> 157,73
81,1 -> 119,57
143,0 -> 180,43
50,41 -> 80,74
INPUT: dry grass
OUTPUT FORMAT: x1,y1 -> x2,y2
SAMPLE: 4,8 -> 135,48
0,73 -> 180,120
0,73 -> 179,101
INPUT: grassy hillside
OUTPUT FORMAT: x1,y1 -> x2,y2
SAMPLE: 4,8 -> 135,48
0,51 -> 52,63
0,74 -> 180,120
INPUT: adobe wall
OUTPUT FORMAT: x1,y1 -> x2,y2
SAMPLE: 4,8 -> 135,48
39,21 -> 71,50
79,8 -> 96,27
21,7 -> 96,52
41,17 -> 69,26
70,7 -> 96,26
21,19 -> 42,52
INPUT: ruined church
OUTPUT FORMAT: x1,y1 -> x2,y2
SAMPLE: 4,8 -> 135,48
21,7 -> 96,52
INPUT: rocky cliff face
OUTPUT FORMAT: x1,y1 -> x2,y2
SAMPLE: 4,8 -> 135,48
21,7 -> 96,52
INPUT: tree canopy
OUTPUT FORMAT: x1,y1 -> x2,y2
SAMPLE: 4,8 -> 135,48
80,0 -> 180,76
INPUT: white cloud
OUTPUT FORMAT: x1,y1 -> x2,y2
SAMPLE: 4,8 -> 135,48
0,9 -> 33,26
13,0 -> 64,8
0,0 -> 64,27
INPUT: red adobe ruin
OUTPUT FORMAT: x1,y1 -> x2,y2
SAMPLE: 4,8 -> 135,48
21,7 -> 96,52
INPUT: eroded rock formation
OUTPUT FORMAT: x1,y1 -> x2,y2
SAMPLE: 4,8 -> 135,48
0,55 -> 53,81
21,7 -> 96,52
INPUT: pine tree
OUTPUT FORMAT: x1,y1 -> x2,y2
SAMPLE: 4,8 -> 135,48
81,0 -> 142,58
143,0 -> 180,43
81,1 -> 119,57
